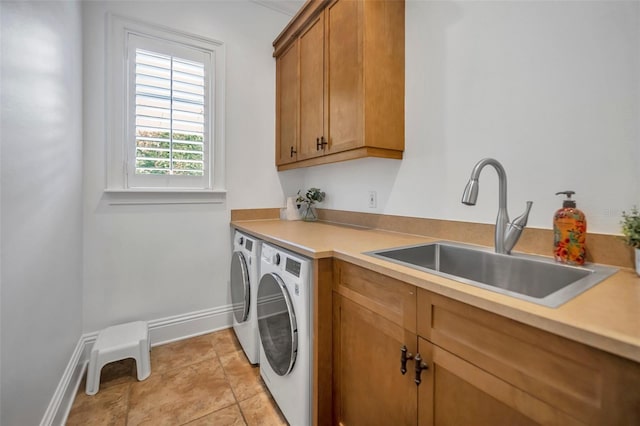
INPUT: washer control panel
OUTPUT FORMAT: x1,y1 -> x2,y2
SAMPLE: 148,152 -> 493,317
234,231 -> 258,256
285,258 -> 301,277
261,243 -> 310,284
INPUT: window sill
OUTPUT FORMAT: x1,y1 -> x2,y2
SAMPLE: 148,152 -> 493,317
103,188 -> 227,205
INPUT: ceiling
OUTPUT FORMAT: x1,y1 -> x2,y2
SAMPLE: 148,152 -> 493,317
251,0 -> 306,16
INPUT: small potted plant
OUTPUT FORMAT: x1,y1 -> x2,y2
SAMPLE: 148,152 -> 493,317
621,206 -> 640,276
296,188 -> 326,222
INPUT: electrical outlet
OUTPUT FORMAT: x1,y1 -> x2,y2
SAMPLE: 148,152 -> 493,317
368,191 -> 377,208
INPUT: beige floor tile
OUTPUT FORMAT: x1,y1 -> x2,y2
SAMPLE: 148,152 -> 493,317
150,333 -> 217,375
207,328 -> 243,356
184,404 -> 247,426
219,350 -> 265,402
66,382 -> 129,426
239,393 -> 287,426
127,357 -> 236,426
66,329 -> 284,426
98,358 -> 138,388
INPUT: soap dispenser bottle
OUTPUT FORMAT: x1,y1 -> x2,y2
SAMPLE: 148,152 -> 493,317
553,191 -> 587,265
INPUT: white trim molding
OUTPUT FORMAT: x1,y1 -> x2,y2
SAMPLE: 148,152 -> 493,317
148,304 -> 234,347
105,14 -> 226,197
40,337 -> 89,426
103,188 -> 227,205
40,304 -> 234,425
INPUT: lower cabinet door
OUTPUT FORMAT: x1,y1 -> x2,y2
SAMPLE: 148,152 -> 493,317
333,294 -> 417,426
417,337 -> 581,426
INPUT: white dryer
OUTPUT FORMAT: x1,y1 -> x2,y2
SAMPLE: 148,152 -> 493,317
257,243 -> 312,426
230,230 -> 261,364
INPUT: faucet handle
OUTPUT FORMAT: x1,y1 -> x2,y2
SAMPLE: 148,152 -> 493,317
503,201 -> 533,253
511,201 -> 533,229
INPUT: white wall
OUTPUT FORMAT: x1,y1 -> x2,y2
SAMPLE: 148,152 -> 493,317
82,1 -> 290,333
285,0 -> 640,235
0,1 -> 84,424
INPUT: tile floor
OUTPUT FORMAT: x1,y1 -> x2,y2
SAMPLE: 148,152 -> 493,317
66,328 -> 288,425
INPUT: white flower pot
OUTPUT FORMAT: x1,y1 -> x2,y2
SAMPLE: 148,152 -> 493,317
636,248 -> 640,277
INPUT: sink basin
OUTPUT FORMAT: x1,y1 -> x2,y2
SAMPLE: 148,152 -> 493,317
366,241 -> 618,307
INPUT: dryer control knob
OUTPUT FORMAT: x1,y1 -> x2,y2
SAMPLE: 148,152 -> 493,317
238,236 -> 244,245
273,253 -> 281,265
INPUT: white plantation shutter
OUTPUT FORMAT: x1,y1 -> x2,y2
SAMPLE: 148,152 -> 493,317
134,49 -> 205,176
126,33 -> 214,189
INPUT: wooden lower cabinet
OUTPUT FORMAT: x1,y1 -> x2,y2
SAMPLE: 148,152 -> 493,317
333,294 -> 417,426
331,260 -> 640,425
418,338 -> 571,426
418,290 -> 640,425
332,260 -> 417,426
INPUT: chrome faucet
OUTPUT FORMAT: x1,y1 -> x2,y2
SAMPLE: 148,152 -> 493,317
461,158 -> 533,254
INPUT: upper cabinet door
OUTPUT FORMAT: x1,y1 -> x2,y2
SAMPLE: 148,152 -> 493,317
298,13 -> 325,161
325,0 -> 363,154
275,41 -> 299,166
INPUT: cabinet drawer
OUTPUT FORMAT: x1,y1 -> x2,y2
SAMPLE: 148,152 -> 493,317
333,260 -> 416,333
417,289 -> 640,425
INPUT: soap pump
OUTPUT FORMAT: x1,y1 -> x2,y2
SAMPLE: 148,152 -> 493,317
553,191 -> 587,265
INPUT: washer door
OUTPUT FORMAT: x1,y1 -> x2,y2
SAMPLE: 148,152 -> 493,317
257,273 -> 297,376
230,251 -> 250,323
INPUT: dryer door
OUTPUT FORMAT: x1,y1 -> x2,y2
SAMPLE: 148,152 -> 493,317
230,251 -> 250,323
257,273 -> 297,376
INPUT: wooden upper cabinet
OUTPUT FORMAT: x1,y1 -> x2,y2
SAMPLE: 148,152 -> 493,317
325,0 -> 361,154
275,40 -> 299,165
273,0 -> 405,171
298,13 -> 325,161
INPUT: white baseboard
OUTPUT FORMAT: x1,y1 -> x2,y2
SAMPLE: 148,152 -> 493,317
41,304 -> 234,426
40,336 -> 89,426
148,304 -> 234,347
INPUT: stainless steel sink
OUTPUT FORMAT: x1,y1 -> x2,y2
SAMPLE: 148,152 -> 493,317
366,241 -> 618,307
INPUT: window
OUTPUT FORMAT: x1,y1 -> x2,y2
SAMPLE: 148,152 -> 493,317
107,15 -> 225,200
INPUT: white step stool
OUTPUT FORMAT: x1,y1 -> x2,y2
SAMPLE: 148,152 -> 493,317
85,321 -> 151,395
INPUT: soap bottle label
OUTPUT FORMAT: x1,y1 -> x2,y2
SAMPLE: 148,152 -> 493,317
553,211 -> 586,265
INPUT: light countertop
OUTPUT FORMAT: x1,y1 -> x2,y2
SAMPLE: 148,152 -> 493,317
232,219 -> 640,363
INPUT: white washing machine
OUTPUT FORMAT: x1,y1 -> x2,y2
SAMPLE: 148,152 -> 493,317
257,243 -> 312,426
230,230 -> 261,364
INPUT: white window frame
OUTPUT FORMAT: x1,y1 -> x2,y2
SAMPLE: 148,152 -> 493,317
106,15 -> 226,203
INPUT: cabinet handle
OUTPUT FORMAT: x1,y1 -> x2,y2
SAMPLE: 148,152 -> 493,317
400,345 -> 414,375
414,353 -> 429,385
316,136 -> 328,151
290,146 -> 297,157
